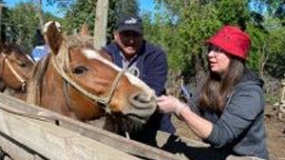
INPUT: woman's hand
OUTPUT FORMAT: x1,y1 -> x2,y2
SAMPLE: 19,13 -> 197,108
156,95 -> 188,117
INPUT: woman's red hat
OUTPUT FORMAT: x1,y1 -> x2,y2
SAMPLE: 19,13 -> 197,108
206,25 -> 251,60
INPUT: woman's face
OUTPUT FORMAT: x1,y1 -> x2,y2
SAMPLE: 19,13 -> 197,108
207,45 -> 231,74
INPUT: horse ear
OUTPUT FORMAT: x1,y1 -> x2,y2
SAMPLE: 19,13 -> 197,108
44,21 -> 63,55
0,42 -> 4,52
0,42 -> 8,54
80,22 -> 90,36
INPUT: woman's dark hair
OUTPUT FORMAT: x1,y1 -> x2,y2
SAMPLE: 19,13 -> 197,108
197,56 -> 245,114
34,29 -> 45,46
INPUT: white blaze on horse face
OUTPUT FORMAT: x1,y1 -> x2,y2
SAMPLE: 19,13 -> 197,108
82,49 -> 156,99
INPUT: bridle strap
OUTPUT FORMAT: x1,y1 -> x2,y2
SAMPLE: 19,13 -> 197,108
0,55 -> 4,79
51,48 -> 126,112
2,54 -> 27,91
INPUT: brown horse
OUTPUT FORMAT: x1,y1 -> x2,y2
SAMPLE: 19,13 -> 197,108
0,42 -> 34,93
25,22 -> 157,132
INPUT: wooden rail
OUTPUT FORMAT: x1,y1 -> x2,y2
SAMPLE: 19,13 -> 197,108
0,93 -> 263,160
0,94 -> 142,160
0,93 -> 185,160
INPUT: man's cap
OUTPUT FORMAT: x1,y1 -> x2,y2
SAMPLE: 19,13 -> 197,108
117,15 -> 143,34
206,25 -> 251,60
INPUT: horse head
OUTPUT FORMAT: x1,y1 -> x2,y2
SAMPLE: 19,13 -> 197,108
0,42 -> 34,92
43,22 -> 157,125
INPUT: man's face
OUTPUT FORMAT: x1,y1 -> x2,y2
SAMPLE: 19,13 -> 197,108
114,30 -> 143,60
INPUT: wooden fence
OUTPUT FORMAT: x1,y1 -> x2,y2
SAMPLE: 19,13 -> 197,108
0,93 -> 262,160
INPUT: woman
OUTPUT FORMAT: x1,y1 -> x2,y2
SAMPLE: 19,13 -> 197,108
157,25 -> 269,159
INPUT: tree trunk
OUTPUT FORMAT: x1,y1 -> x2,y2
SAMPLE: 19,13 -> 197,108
194,53 -> 206,89
94,0 -> 109,50
36,0 -> 44,32
0,3 -> 4,41
259,41 -> 269,79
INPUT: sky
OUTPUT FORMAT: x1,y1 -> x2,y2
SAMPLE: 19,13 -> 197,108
5,0 -> 155,17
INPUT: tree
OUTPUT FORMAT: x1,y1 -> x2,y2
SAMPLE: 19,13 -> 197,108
2,1 -> 61,50
63,0 -> 139,43
0,1 -> 4,41
94,0 -> 109,49
148,0 -> 285,84
33,0 -> 44,31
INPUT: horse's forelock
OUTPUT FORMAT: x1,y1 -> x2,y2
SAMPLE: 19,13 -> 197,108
65,35 -> 94,49
3,43 -> 27,56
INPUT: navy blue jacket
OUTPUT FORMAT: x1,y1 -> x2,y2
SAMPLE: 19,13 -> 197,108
190,70 -> 269,159
104,41 -> 175,146
104,41 -> 167,96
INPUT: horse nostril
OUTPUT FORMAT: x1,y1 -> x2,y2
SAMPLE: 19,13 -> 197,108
129,92 -> 155,109
132,92 -> 151,103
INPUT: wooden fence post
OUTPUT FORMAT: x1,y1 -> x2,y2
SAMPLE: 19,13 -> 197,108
94,0 -> 109,50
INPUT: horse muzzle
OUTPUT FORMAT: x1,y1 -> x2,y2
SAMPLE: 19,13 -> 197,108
122,92 -> 157,124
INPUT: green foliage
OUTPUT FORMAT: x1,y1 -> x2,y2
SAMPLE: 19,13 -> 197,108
63,0 -> 139,42
148,0 -> 285,82
2,1 -> 61,51
3,2 -> 39,49
5,0 -> 285,82
264,27 -> 285,78
63,0 -> 95,34
246,24 -> 267,72
149,0 -> 251,79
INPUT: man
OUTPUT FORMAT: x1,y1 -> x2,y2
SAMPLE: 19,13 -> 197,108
104,14 -> 175,146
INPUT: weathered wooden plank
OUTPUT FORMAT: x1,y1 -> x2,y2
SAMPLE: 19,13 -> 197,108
0,93 -> 186,160
0,95 -> 142,160
0,133 -> 45,160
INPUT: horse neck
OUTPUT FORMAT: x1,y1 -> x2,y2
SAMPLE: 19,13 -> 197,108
0,54 -> 5,82
29,55 -> 76,118
0,81 -> 6,92
0,55 -> 5,92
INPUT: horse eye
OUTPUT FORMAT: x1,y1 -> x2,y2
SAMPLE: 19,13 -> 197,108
19,63 -> 26,68
73,66 -> 89,75
17,61 -> 26,68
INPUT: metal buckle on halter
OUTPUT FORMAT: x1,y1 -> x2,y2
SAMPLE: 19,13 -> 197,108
95,99 -> 112,114
22,81 -> 27,91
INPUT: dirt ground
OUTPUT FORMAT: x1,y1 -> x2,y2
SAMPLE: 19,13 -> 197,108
172,105 -> 285,160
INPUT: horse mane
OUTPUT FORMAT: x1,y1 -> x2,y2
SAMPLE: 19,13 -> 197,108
26,55 -> 50,104
26,34 -> 94,105
64,34 -> 94,49
1,43 -> 27,56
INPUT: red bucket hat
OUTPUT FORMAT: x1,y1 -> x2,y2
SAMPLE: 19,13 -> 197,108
206,25 -> 251,60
